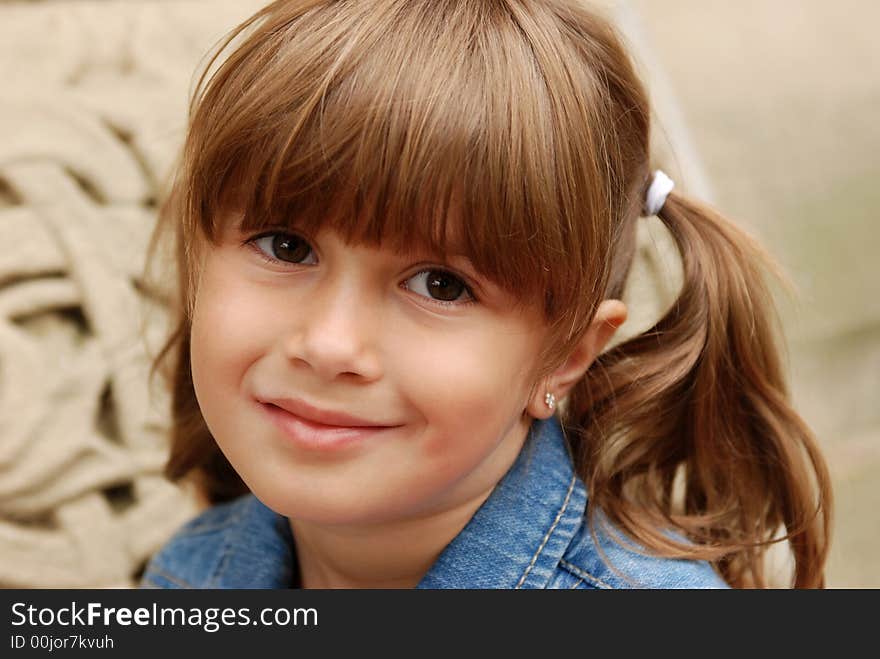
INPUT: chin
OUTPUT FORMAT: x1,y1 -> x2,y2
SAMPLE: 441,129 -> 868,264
247,480 -> 407,527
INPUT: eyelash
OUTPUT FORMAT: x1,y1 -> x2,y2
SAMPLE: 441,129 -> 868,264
242,231 -> 478,309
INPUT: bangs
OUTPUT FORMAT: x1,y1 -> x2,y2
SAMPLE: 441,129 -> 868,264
179,0 -> 637,327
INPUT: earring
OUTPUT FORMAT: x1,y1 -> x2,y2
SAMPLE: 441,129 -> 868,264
544,392 -> 556,411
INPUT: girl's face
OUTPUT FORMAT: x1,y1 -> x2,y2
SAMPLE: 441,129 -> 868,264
190,216 -> 550,526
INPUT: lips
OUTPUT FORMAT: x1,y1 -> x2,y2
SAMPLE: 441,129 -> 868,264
258,396 -> 391,428
257,396 -> 399,451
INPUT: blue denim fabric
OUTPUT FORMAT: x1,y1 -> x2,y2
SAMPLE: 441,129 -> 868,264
141,417 -> 728,589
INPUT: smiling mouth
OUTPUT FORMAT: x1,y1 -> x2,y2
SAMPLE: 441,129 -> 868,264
260,402 -> 398,451
257,395 -> 396,427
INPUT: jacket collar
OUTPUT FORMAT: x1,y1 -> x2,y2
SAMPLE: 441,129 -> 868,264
416,416 -> 587,589
211,495 -> 296,589
211,416 -> 586,588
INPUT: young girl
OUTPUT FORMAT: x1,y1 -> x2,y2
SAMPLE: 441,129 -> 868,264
140,0 -> 831,589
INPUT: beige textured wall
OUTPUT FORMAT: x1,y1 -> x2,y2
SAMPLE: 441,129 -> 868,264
0,0 -> 264,587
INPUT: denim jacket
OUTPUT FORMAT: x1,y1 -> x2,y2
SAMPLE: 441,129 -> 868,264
141,416 -> 728,589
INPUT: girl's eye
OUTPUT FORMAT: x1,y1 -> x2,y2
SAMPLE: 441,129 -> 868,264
403,269 -> 474,305
248,232 -> 317,265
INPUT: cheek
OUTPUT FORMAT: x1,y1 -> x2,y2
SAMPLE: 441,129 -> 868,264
392,324 -> 540,447
189,264 -> 278,404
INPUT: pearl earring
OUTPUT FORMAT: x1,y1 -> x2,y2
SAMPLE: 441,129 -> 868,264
544,392 -> 556,411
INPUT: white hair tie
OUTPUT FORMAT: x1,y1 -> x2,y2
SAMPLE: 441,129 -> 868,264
644,170 -> 675,216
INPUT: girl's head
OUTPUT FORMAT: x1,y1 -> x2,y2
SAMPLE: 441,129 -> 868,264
177,0 -> 647,368
147,0 -> 831,586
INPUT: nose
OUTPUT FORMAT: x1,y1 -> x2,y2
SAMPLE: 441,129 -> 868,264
282,274 -> 383,382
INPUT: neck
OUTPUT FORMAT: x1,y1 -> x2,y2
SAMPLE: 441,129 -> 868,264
289,491 -> 493,589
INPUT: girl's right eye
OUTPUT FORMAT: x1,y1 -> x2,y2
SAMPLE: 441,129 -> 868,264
246,232 -> 317,266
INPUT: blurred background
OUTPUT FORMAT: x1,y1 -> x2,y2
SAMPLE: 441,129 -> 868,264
0,0 -> 876,587
621,0 -> 880,587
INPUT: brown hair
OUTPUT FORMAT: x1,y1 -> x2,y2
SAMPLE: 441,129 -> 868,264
144,0 -> 831,587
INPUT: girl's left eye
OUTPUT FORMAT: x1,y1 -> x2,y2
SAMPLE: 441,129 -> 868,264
403,269 -> 475,306
247,232 -> 317,265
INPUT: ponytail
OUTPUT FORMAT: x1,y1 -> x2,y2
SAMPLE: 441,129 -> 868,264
564,192 -> 832,587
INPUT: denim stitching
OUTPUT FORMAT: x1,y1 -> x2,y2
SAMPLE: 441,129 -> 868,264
205,499 -> 252,587
178,497 -> 250,538
569,577 -> 585,589
515,473 -> 577,589
143,565 -> 194,589
560,559 -> 613,590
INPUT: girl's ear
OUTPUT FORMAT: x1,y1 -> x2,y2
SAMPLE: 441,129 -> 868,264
527,299 -> 628,419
